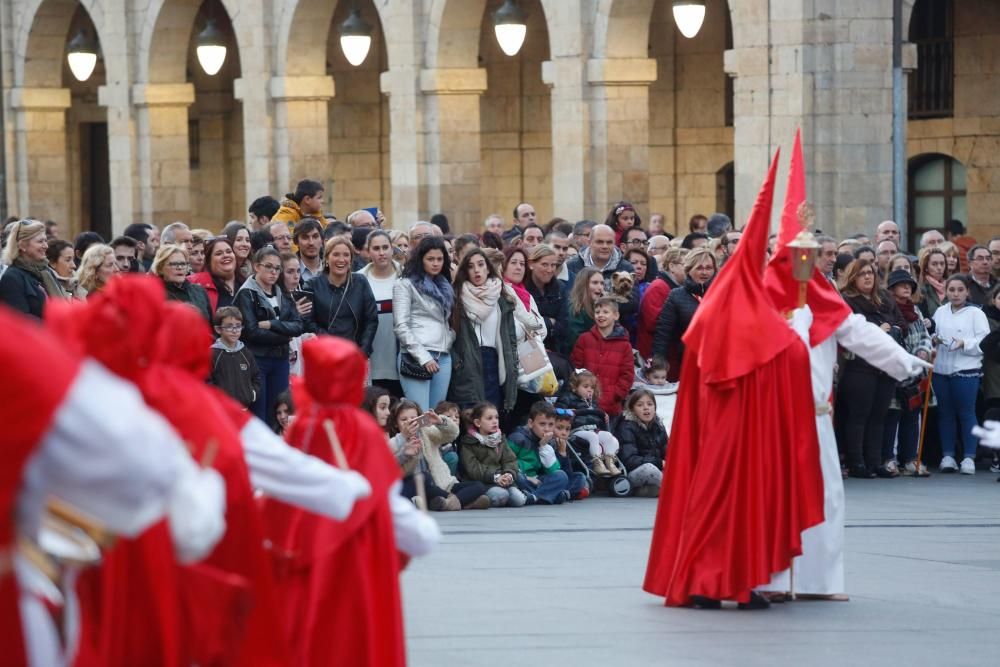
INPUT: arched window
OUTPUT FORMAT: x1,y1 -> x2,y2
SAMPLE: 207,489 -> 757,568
908,154 -> 966,240
908,0 -> 954,118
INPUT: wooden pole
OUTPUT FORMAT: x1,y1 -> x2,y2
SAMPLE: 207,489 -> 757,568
914,352 -> 936,475
322,419 -> 350,470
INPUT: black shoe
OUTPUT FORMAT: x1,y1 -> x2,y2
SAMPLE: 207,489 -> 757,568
524,494 -> 537,506
875,466 -> 896,479
554,490 -> 571,504
848,465 -> 876,479
737,591 -> 772,610
690,595 -> 722,610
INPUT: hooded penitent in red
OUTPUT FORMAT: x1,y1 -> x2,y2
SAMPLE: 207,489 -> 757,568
764,129 -> 851,345
643,151 -> 825,606
261,337 -> 405,667
0,306 -> 83,667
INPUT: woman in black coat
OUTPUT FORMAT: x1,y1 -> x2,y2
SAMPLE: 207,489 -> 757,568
303,235 -> 378,356
525,243 -> 569,354
153,244 -> 212,323
651,247 -> 717,380
615,389 -> 668,497
0,219 -> 59,318
236,246 -> 304,422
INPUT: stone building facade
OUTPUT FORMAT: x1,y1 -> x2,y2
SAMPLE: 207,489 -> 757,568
1,0 -> 997,246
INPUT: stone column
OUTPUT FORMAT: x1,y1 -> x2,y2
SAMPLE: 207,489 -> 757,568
132,83 -> 195,224
418,67 -> 488,232
727,2 -> 897,238
98,82 -> 136,235
542,57 -> 588,222
380,68 -> 421,228
586,58 -> 658,216
9,87 -> 72,224
265,76 -> 334,196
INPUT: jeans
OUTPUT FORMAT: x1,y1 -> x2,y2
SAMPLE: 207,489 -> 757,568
398,352 -> 451,412
839,366 -> 896,471
252,356 -> 290,424
932,373 -> 980,460
480,346 -> 501,409
566,471 -> 588,498
515,470 -> 569,504
400,477 -> 486,507
485,485 -> 527,507
883,406 -> 920,464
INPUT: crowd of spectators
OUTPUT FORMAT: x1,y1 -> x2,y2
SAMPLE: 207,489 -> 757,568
3,186 -> 997,512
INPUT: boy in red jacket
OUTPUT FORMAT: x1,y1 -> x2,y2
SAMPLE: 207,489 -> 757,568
571,296 -> 635,416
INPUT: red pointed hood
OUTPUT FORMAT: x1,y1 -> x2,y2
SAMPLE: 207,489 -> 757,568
764,129 -> 851,346
154,301 -> 213,379
682,150 -> 799,385
300,336 -> 368,406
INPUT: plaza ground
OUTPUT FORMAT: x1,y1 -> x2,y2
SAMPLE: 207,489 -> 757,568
403,474 -> 1000,667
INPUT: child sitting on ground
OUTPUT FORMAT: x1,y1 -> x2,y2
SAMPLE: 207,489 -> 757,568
571,297 -> 635,416
552,409 -> 591,500
362,385 -> 392,435
508,401 -> 572,505
458,402 -> 529,507
434,400 -> 462,475
615,388 -> 668,497
555,369 -> 622,476
208,306 -> 261,409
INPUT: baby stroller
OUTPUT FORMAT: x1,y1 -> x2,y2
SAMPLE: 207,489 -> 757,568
565,432 -> 632,498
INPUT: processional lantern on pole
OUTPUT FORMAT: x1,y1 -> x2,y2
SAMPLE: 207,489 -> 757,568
787,201 -> 820,308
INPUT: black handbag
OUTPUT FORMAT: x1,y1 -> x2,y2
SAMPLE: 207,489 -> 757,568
399,352 -> 433,380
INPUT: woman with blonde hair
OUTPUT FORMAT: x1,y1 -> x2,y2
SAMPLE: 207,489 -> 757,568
0,218 -> 61,317
651,247 -> 717,381
76,243 -> 120,296
152,243 -> 212,322
566,267 -> 605,352
302,234 -> 378,355
939,241 -> 961,277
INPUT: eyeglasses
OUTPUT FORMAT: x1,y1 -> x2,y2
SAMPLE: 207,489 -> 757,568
167,261 -> 189,269
259,263 -> 282,272
271,234 -> 292,242
217,324 -> 243,332
857,270 -> 875,277
625,239 -> 646,246
973,255 -> 991,262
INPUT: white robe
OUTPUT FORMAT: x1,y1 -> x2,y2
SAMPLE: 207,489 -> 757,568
764,313 -> 923,595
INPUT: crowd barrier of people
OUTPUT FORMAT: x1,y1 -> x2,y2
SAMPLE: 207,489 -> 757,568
3,185 -> 998,522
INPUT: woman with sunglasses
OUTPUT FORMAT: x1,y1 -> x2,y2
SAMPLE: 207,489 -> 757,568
236,246 -> 304,421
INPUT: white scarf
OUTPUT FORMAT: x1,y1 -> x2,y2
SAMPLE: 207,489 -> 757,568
461,278 -> 502,323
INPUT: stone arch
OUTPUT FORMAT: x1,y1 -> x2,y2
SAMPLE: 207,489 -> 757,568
138,0 -> 249,84
593,0 -> 656,60
276,0 -> 393,76
15,0 -> 106,87
426,0 -> 488,70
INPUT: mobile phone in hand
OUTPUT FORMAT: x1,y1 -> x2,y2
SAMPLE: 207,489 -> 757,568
291,289 -> 313,303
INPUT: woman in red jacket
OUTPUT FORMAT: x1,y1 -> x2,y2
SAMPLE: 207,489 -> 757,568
571,296 -> 635,417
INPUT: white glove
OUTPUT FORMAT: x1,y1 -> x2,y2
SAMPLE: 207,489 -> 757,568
906,355 -> 934,377
971,421 -> 1000,450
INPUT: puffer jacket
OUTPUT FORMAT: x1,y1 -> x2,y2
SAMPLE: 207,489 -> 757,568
449,293 -> 519,411
570,323 -> 635,416
235,277 -> 304,359
270,199 -> 325,235
525,275 -> 569,353
553,385 -> 608,433
615,410 -> 668,473
163,279 -> 212,323
651,277 -> 709,373
392,277 -> 456,365
303,272 -> 378,357
458,430 -> 521,484
637,274 -> 678,359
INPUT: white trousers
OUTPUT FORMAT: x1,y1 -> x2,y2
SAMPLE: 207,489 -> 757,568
575,431 -> 620,457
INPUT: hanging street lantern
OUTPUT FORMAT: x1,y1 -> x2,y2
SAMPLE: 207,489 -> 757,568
66,30 -> 99,82
196,19 -> 227,76
493,0 -> 527,57
672,0 -> 706,39
340,6 -> 373,66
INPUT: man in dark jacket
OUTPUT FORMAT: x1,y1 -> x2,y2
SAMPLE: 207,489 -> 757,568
565,224 -> 635,286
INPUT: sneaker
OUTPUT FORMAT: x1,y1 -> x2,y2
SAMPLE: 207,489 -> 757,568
903,461 -> 930,477
939,456 -> 959,473
524,493 -> 537,506
428,496 -> 447,511
960,457 -> 976,475
876,466 -> 897,479
884,460 -> 900,476
465,495 -> 491,510
554,490 -> 571,504
604,455 -> 622,476
591,456 -> 610,476
442,494 -> 462,511
412,496 -> 427,511
990,456 -> 1000,474
575,487 -> 590,500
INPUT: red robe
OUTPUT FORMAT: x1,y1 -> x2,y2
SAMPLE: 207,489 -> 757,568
643,150 -> 824,606
0,306 -> 83,667
262,337 -> 405,667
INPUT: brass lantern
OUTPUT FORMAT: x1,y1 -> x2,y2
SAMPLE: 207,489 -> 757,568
787,202 -> 820,306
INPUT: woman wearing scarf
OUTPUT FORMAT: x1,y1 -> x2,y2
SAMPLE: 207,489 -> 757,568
0,219 -> 64,317
449,248 -> 520,413
393,237 -> 456,411
918,248 -> 948,321
502,246 -> 548,426
882,270 -> 934,477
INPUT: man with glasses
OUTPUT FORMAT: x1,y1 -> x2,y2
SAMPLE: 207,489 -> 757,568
719,230 -> 742,265
268,222 -> 294,253
408,221 -> 435,250
966,245 -> 996,306
110,236 -> 140,273
620,227 -> 649,255
572,220 -> 596,250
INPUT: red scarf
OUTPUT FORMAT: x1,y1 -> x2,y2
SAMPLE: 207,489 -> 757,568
896,299 -> 919,332
507,280 -> 532,311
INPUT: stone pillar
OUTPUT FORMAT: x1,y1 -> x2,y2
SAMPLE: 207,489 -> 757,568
418,67 -> 488,232
191,91 -> 235,228
380,68 -> 421,228
9,87 -> 72,224
132,83 -> 195,224
586,58 -> 658,216
98,82 -> 136,235
265,76 -> 334,196
727,2 -> 896,238
542,58 -> 587,223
